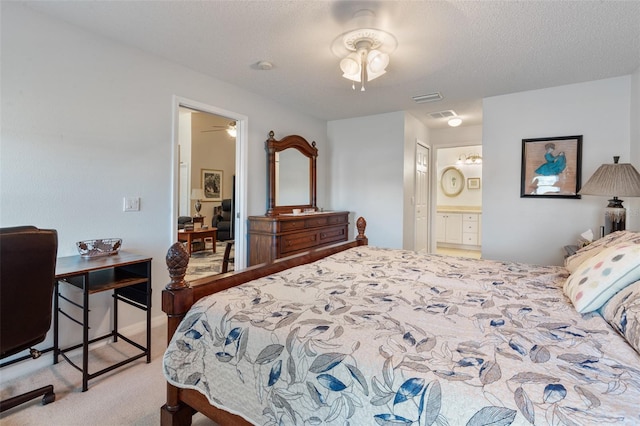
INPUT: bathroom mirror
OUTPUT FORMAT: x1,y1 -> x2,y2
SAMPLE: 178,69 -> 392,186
441,166 -> 465,197
266,131 -> 317,216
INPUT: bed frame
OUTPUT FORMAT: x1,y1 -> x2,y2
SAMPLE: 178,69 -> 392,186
160,217 -> 368,426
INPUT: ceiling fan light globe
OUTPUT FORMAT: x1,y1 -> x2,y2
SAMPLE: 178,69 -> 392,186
367,50 -> 389,73
340,55 -> 360,76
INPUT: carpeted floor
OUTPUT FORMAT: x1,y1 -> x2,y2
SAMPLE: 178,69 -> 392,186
185,240 -> 234,282
0,323 -> 217,425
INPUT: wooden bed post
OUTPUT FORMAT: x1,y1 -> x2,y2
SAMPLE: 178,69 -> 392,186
355,216 -> 368,245
160,243 -> 195,426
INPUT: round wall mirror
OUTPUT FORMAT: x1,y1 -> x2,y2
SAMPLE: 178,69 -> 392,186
441,166 -> 465,197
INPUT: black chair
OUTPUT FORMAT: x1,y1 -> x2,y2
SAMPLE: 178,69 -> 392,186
221,241 -> 234,273
0,226 -> 58,412
213,199 -> 234,241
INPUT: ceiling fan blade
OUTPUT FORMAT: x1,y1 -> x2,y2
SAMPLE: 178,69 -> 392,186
201,121 -> 237,134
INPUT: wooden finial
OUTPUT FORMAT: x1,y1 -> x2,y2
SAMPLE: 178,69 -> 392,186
356,216 -> 368,244
165,242 -> 190,290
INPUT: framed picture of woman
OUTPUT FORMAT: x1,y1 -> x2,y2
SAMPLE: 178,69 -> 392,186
520,135 -> 582,198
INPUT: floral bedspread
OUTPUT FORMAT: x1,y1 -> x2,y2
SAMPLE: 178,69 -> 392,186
163,246 -> 640,425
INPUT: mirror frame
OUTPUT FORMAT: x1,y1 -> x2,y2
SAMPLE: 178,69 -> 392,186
266,130 -> 317,216
440,166 -> 465,197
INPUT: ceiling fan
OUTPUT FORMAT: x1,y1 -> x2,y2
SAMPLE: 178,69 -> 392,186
202,121 -> 237,137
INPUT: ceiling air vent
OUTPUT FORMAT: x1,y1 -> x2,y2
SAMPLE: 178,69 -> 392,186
429,110 -> 456,119
412,92 -> 443,104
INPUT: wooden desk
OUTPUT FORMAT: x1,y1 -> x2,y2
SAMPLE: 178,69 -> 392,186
54,251 -> 152,391
177,228 -> 217,256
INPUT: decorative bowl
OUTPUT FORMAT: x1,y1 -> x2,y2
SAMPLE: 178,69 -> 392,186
76,238 -> 122,258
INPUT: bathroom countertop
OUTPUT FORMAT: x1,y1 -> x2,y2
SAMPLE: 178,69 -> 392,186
436,205 -> 482,214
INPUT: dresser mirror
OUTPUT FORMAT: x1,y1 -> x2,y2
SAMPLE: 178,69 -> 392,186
266,131 -> 317,216
441,166 -> 465,197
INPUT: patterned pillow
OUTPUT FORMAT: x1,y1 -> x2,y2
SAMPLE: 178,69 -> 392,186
563,243 -> 640,313
564,231 -> 640,273
601,280 -> 640,355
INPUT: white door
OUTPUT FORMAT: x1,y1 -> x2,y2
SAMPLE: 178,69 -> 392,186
415,142 -> 430,251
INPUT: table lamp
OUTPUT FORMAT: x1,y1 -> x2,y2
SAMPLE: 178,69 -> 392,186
190,189 -> 205,217
578,156 -> 640,234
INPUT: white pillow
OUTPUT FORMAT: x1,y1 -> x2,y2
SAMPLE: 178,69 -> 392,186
564,231 -> 640,273
563,243 -> 640,313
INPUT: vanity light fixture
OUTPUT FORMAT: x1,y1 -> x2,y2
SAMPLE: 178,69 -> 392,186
457,153 -> 482,165
332,17 -> 397,92
579,156 -> 640,234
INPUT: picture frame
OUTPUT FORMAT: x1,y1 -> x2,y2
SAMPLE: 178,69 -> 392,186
467,177 -> 481,190
520,135 -> 582,199
201,169 -> 222,201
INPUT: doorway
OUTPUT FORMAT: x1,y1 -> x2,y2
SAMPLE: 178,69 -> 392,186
172,96 -> 248,270
434,145 -> 482,258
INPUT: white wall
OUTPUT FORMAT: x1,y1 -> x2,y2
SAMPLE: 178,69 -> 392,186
430,125 -> 483,147
0,3 -> 327,378
326,111 -> 429,250
482,76 -> 633,266
327,112 -> 405,248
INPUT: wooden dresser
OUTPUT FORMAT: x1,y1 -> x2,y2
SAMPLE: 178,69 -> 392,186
248,211 -> 349,266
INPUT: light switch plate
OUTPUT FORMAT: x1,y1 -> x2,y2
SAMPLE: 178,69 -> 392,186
123,197 -> 140,212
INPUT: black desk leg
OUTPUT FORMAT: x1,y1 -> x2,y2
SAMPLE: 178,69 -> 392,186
113,290 -> 118,343
53,280 -> 59,364
82,274 -> 89,392
146,263 -> 152,363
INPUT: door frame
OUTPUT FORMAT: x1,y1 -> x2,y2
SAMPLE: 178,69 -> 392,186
414,140 -> 430,252
430,142 -> 483,254
171,95 -> 248,269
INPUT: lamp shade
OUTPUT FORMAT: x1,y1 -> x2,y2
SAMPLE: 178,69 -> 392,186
190,188 -> 205,200
579,157 -> 640,197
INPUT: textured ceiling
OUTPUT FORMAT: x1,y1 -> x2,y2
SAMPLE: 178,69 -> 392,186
21,1 -> 640,129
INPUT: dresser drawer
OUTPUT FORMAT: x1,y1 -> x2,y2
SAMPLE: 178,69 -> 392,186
280,225 -> 348,254
281,231 -> 319,254
327,214 -> 348,225
280,220 -> 306,232
463,222 -> 478,233
463,214 -> 478,222
319,225 -> 347,245
304,216 -> 329,228
463,233 -> 478,245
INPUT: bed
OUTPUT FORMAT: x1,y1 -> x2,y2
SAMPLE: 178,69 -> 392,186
161,218 -> 640,425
